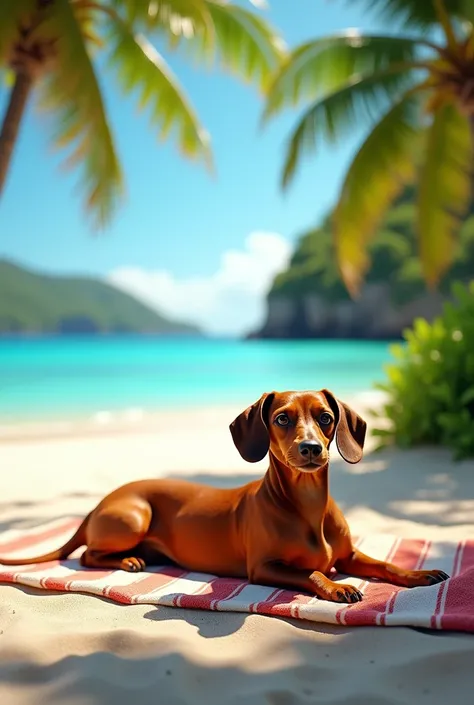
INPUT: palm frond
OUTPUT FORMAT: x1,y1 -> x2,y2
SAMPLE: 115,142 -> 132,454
0,0 -> 37,64
69,2 -> 104,50
417,103 -> 473,287
359,0 -> 474,28
280,67 -> 418,188
264,33 -> 431,120
462,0 -> 474,25
384,201 -> 416,226
38,0 -> 123,227
333,91 -> 422,296
109,0 -> 213,38
193,0 -> 285,92
107,18 -> 212,166
433,0 -> 460,54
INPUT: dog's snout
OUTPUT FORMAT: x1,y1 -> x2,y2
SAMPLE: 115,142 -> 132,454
298,440 -> 323,458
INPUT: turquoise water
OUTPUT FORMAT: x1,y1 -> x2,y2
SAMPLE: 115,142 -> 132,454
0,337 -> 394,422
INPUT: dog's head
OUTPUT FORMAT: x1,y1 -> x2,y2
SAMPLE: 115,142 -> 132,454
229,389 -> 366,471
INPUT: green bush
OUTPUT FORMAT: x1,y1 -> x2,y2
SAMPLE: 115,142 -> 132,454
374,281 -> 474,459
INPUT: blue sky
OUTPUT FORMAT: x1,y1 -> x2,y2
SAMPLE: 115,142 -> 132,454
0,0 -> 390,334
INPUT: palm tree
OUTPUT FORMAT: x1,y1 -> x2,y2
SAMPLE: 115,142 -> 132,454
263,0 -> 474,296
0,0 -> 283,226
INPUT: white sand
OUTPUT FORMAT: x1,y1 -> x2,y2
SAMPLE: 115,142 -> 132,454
1,392 -> 473,705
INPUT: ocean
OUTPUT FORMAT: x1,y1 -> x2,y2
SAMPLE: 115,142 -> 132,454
0,336 -> 395,423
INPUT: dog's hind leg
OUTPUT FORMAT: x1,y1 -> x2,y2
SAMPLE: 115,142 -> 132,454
80,499 -> 152,572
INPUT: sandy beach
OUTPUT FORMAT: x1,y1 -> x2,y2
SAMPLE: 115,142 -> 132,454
1,391 -> 474,705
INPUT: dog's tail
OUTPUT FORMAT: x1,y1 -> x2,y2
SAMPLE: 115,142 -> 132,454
0,513 -> 91,566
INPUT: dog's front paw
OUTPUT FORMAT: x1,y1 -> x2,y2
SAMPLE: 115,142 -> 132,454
322,583 -> 363,604
404,569 -> 449,588
120,557 -> 146,572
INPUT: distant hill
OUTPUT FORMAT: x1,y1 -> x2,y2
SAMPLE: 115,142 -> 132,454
0,260 -> 201,336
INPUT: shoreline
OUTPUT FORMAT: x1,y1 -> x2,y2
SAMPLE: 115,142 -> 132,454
0,389 -> 387,443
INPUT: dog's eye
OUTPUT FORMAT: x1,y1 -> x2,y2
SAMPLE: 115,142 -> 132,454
319,412 -> 333,426
275,413 -> 290,427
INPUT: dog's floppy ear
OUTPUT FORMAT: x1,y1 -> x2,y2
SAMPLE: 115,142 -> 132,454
322,389 -> 366,464
229,392 -> 275,463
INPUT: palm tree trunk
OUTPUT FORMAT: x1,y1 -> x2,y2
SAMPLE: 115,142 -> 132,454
0,71 -> 34,196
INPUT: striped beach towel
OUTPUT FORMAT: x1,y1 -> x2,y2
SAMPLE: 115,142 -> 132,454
0,518 -> 473,632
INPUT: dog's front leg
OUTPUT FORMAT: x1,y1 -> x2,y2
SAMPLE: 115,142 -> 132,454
250,561 -> 363,603
335,549 -> 449,588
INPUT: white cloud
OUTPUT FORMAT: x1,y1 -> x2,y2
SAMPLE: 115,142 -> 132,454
107,232 -> 291,336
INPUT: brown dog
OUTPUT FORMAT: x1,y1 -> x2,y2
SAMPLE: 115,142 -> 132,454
0,390 -> 449,603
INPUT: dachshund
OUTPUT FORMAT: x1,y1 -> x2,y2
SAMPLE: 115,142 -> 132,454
0,390 -> 449,603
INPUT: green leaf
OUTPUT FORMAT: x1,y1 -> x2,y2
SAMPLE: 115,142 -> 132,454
452,279 -> 470,302
460,387 -> 474,405
460,0 -> 474,25
38,0 -> 123,228
194,0 -> 285,92
358,0 -> 472,28
417,103 -> 473,288
389,342 -> 404,357
264,33 -> 427,120
384,201 -> 416,226
374,382 -> 391,393
0,0 -> 37,64
109,0 -> 214,41
333,92 -> 422,295
413,317 -> 432,338
279,67 -> 416,188
107,19 -> 212,167
386,364 -> 405,385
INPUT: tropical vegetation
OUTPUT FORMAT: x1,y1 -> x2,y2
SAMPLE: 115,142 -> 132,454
264,0 -> 474,296
373,281 -> 474,460
270,187 -> 474,308
0,0 -> 283,226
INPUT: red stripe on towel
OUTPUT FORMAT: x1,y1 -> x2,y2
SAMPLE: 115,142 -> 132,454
441,539 -> 474,633
0,519 -> 81,556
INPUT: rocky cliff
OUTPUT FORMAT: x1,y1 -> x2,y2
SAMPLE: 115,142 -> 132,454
250,195 -> 474,340
251,285 -> 446,340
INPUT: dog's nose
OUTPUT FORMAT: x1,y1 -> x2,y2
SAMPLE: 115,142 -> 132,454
298,440 -> 323,458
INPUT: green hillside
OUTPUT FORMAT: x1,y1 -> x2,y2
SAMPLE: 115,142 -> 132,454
271,188 -> 474,306
0,260 -> 201,336
252,187 -> 474,339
